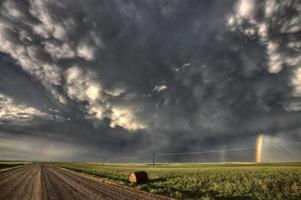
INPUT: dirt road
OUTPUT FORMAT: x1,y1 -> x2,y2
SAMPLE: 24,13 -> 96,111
0,164 -> 170,200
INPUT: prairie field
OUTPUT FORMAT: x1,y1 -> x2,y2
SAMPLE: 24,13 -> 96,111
54,162 -> 301,200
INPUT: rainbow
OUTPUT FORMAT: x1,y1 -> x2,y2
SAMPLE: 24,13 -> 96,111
256,135 -> 263,163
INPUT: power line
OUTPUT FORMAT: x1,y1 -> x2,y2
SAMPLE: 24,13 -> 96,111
156,141 -> 301,157
157,147 -> 255,156
283,142 -> 301,145
105,147 -> 255,161
152,153 -> 155,167
103,141 -> 301,162
109,153 -> 150,160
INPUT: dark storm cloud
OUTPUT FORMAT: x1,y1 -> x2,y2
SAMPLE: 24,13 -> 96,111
0,53 -> 60,112
0,0 -> 300,161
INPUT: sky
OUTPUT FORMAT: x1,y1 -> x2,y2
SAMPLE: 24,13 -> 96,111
0,0 -> 300,162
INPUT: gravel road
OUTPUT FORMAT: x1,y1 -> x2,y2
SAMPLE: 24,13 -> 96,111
0,164 -> 171,200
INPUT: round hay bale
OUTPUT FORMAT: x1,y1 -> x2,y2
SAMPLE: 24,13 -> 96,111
129,171 -> 148,183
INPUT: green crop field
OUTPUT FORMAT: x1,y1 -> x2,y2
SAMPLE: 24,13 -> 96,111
53,162 -> 301,200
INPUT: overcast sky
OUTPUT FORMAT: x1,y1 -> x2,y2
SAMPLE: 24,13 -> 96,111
0,0 -> 300,162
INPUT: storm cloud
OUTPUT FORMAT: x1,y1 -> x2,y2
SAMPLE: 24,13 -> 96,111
0,0 -> 300,162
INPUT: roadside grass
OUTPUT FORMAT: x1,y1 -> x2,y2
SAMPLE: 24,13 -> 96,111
0,161 -> 26,170
53,162 -> 301,200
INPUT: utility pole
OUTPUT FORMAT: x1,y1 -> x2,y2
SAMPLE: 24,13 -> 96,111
103,156 -> 106,165
152,153 -> 155,167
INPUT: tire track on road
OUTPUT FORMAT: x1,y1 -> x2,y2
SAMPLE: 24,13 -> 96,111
0,164 -> 172,200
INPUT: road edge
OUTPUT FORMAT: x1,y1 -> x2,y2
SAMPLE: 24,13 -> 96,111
56,166 -> 174,200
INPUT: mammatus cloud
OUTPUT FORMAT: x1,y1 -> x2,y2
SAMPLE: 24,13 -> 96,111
228,0 -> 301,96
153,85 -> 168,92
0,94 -> 49,123
64,66 -> 145,130
110,107 -> 145,130
0,0 -> 300,161
0,0 -> 143,131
